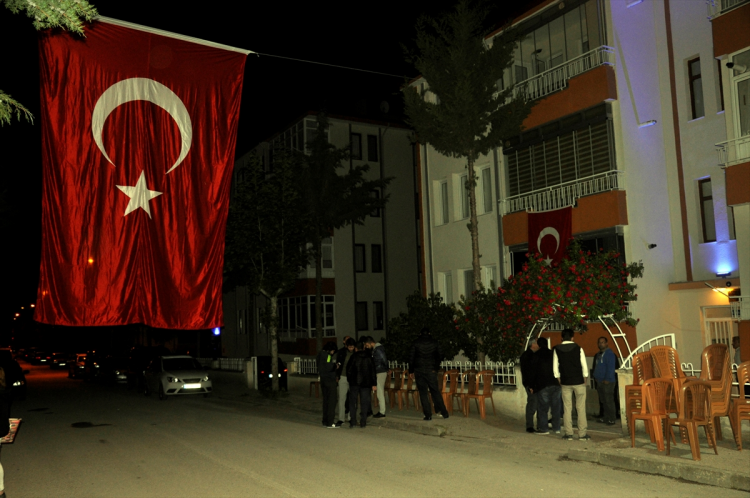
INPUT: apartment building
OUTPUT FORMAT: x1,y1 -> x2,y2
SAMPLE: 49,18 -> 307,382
416,0 -> 749,365
222,112 -> 421,357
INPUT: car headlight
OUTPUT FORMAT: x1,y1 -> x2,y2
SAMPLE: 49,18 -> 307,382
12,381 -> 23,387
202,375 -> 210,382
168,376 -> 181,383
114,370 -> 120,375
268,374 -> 273,378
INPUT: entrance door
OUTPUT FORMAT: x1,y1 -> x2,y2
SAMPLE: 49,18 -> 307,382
703,306 -> 738,347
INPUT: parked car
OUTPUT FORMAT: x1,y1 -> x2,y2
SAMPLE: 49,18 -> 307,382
68,354 -> 87,378
0,348 -> 27,400
126,345 -> 171,390
256,356 -> 288,391
31,351 -> 49,365
83,350 -> 103,379
99,354 -> 129,383
143,355 -> 212,401
50,352 -> 71,369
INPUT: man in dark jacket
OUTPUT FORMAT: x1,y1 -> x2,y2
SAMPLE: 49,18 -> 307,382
367,337 -> 389,418
529,337 -> 561,435
409,327 -> 449,420
346,339 -> 377,428
553,329 -> 589,440
316,341 -> 339,428
520,341 -> 539,433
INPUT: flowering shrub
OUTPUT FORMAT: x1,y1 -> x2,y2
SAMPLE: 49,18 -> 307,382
457,241 -> 644,362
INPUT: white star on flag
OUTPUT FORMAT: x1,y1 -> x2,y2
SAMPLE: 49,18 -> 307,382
116,171 -> 163,218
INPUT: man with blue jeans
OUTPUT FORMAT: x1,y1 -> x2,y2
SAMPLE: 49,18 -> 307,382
554,329 -> 589,441
593,336 -> 617,425
529,337 -> 561,435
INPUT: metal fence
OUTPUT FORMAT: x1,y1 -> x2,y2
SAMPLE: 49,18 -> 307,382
707,0 -> 749,18
681,362 -> 742,399
293,357 -> 318,375
195,358 -> 247,372
387,360 -> 517,387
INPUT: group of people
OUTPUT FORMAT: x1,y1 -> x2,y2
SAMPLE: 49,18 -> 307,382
520,329 -> 617,441
316,327 -> 450,428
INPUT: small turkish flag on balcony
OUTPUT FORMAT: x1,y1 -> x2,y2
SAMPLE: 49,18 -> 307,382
528,206 -> 572,265
34,18 -> 248,329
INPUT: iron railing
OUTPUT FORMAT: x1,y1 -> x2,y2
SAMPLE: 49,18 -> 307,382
715,135 -> 750,167
501,170 -> 624,215
195,358 -> 247,372
619,334 -> 676,370
388,360 -> 517,387
707,0 -> 750,18
730,296 -> 750,320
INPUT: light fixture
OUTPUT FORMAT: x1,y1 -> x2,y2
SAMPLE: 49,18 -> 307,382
638,120 -> 657,128
726,62 -> 748,73
648,243 -> 657,249
716,272 -> 731,278
627,0 -> 644,6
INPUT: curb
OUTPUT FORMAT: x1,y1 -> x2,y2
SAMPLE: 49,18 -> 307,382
567,449 -> 750,492
369,418 -> 449,437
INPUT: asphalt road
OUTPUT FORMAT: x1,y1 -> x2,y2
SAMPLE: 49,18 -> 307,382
3,363 -> 746,498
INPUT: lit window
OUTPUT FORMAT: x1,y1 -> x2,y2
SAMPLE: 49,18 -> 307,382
689,58 -> 705,119
699,178 -> 716,243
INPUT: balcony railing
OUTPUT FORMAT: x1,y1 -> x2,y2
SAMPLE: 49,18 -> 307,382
715,135 -> 750,167
707,0 -> 750,19
501,169 -> 624,215
511,46 -> 615,102
730,296 -> 750,321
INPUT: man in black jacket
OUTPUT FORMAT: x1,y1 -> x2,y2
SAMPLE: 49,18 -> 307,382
316,341 -> 339,428
520,341 -> 539,433
346,339 -> 377,428
529,337 -> 561,435
409,327 -> 449,420
553,329 -> 589,441
367,337 -> 389,418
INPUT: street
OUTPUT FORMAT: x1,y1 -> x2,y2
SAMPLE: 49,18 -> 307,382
3,363 -> 747,498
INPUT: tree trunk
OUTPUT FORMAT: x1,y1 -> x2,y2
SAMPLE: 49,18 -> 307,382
270,295 -> 279,391
314,236 -> 323,353
466,153 -> 486,363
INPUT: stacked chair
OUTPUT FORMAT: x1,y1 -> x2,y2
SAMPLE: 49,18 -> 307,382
624,352 -> 654,437
729,361 -> 750,450
698,344 -> 732,440
666,380 -> 718,460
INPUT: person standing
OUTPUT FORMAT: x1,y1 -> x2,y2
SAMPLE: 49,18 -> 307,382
335,338 -> 356,426
553,329 -> 589,441
529,337 -> 561,435
0,352 -> 22,498
593,336 -> 617,425
520,341 -> 539,433
346,338 -> 377,428
409,327 -> 449,421
733,336 -> 742,366
368,337 -> 389,418
316,341 -> 339,428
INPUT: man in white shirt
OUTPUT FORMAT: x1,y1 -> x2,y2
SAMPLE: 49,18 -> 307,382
553,328 -> 589,441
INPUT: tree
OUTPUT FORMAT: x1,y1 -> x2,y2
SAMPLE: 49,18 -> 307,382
298,113 -> 392,352
224,153 -> 312,391
384,291 -> 473,364
403,0 -> 535,295
1,0 -> 98,125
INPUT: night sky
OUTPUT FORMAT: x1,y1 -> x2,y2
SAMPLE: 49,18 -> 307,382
0,0 -> 540,335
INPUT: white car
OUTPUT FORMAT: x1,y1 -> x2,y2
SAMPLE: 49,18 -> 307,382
143,355 -> 212,400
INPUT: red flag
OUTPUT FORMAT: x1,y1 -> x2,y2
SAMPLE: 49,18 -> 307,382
35,18 -> 248,329
528,207 -> 572,265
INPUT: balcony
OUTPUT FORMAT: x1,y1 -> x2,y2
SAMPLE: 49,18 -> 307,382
511,46 -> 615,103
707,0 -> 750,19
715,135 -> 750,167
501,170 -> 624,215
730,296 -> 750,320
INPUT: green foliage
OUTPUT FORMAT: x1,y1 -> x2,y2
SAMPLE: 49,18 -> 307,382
402,0 -> 535,162
384,292 -> 474,364
224,153 -> 311,300
455,240 -> 644,362
1,0 -> 98,125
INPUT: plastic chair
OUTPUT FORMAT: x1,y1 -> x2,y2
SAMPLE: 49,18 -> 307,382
387,369 -> 404,408
309,380 -> 320,398
460,369 -> 479,417
463,370 -> 496,419
396,370 -> 415,410
625,352 -> 654,437
443,370 -> 460,415
650,346 -> 687,380
666,380 -> 718,461
729,361 -> 750,450
699,344 -> 733,440
450,370 -> 467,414
629,378 -> 677,452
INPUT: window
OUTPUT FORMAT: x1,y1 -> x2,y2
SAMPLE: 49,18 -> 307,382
463,269 -> 474,297
371,244 -> 382,273
439,272 -> 453,303
463,266 -> 496,296
435,181 -> 449,225
373,301 -> 384,330
699,178 -> 716,243
717,59 -> 725,112
355,302 -> 368,331
688,58 -> 705,119
354,244 -> 366,272
351,133 -> 362,160
459,174 -> 469,219
322,237 -> 334,269
480,167 -> 493,214
370,189 -> 381,217
367,135 -> 379,162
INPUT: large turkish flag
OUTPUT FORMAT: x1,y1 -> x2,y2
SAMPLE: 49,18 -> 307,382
528,206 -> 572,265
35,18 -> 248,329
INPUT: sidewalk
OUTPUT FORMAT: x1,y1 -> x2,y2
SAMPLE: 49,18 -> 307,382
209,371 -> 750,492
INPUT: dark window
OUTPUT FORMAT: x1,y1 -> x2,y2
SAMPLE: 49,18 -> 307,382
367,135 -> 379,162
373,301 -> 384,330
354,244 -> 366,272
699,178 -> 716,242
371,244 -> 382,273
355,302 -> 368,331
689,58 -> 705,119
370,189 -> 381,217
351,133 -> 362,160
717,59 -> 725,112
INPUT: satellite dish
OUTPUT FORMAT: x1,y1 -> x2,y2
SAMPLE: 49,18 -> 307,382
379,100 -> 390,114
